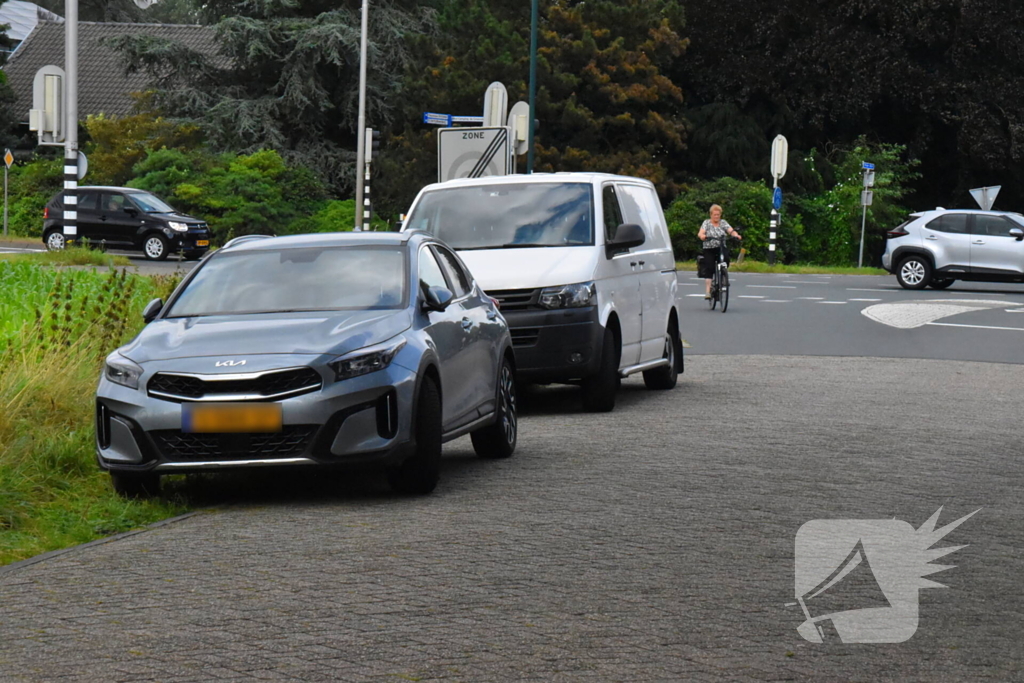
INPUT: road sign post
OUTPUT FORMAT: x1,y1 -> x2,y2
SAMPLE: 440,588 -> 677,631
3,149 -> 11,238
769,135 -> 788,265
858,163 -> 875,268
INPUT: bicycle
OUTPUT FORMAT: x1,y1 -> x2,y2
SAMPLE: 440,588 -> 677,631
707,236 -> 737,312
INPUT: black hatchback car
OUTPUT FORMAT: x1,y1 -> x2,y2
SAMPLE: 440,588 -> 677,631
43,186 -> 212,260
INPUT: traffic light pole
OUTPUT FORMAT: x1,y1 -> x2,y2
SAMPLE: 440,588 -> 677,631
353,0 -> 369,231
527,0 -> 538,174
63,0 -> 78,242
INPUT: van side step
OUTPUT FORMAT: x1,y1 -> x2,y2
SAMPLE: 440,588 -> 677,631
619,358 -> 669,378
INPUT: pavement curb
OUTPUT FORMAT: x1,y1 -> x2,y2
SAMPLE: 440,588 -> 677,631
0,508 -> 212,578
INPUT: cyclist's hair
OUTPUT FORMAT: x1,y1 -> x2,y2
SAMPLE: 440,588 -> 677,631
710,204 -> 723,215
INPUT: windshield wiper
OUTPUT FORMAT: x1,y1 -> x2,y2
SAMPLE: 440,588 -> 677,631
500,243 -> 559,249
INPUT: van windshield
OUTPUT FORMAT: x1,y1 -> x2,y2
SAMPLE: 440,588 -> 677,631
405,183 -> 594,249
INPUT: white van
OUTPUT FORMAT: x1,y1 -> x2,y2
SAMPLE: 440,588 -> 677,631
402,172 -> 683,412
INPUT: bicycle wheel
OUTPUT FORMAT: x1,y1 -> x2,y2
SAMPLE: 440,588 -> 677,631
720,268 -> 730,313
709,270 -> 718,310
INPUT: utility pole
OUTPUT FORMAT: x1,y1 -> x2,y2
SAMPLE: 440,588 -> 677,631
527,0 -> 538,174
859,163 -> 875,268
353,0 -> 369,231
63,0 -> 78,242
769,135 -> 788,266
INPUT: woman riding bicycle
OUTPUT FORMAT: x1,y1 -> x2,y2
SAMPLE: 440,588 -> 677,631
698,204 -> 742,299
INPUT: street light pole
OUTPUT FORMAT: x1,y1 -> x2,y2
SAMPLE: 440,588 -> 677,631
353,0 -> 369,231
63,0 -> 78,242
527,0 -> 538,174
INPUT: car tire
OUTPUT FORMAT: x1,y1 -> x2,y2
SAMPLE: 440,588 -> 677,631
896,255 -> 932,289
143,234 -> 169,261
929,279 -> 955,290
110,471 -> 160,498
471,356 -> 518,459
183,250 -> 205,261
388,377 -> 442,495
643,328 -> 679,390
44,230 -> 66,251
581,326 -> 620,413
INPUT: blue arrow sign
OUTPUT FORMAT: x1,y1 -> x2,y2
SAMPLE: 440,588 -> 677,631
422,112 -> 453,126
862,161 -> 875,170
773,187 -> 783,210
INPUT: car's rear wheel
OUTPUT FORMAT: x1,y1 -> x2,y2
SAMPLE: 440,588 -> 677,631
896,255 -> 931,289
471,357 -> 517,459
929,279 -> 955,290
643,328 -> 679,390
143,234 -> 169,261
45,230 -> 66,251
581,326 -> 620,413
388,377 -> 442,495
110,471 -> 160,498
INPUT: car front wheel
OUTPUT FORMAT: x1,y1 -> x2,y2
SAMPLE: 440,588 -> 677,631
388,377 -> 442,495
643,329 -> 679,390
143,234 -> 169,261
471,357 -> 518,459
896,255 -> 932,289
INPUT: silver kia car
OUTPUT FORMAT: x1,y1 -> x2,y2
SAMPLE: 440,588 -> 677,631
96,231 -> 518,496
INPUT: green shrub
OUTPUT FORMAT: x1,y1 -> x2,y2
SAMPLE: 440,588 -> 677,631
6,156 -> 62,237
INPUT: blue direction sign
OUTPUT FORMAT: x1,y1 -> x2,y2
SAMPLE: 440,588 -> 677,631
422,112 -> 453,126
773,187 -> 783,210
862,161 -> 875,170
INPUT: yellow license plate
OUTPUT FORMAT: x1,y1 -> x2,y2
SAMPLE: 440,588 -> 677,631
182,403 -> 282,433
196,240 -> 209,247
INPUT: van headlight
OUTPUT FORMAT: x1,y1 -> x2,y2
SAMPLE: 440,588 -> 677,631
168,221 -> 189,232
104,351 -> 143,390
329,338 -> 407,381
539,281 -> 596,309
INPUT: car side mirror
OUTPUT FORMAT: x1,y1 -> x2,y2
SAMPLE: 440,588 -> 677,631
124,206 -> 138,217
606,223 -> 646,256
1010,227 -> 1024,241
422,286 -> 454,313
142,298 -> 163,323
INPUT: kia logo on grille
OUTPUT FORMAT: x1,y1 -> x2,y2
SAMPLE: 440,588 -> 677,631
215,360 -> 246,367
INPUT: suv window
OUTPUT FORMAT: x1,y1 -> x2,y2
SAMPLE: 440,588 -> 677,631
618,184 -> 669,250
419,246 -> 449,291
432,245 -> 472,298
77,191 -> 99,211
102,193 -> 128,213
926,214 -> 969,234
602,185 -> 624,242
973,214 -> 1018,237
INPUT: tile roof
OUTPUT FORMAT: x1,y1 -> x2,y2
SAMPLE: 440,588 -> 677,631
3,21 -> 219,121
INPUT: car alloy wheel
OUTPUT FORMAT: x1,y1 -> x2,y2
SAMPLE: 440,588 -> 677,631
46,231 -> 66,251
471,357 -> 518,459
498,363 -> 517,446
144,235 -> 168,261
900,260 -> 926,286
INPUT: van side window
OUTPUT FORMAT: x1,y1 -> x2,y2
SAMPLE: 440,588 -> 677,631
618,185 -> 669,250
602,185 -> 624,242
432,245 -> 472,298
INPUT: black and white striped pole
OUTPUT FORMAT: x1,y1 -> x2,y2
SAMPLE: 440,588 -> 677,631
363,128 -> 380,229
769,135 -> 788,267
62,0 -> 78,243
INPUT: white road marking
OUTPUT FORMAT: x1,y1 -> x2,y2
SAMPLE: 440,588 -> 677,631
1005,308 -> 1024,313
783,280 -> 825,284
847,288 -> 900,292
798,297 -> 825,300
849,298 -> 882,302
761,299 -> 791,303
818,301 -> 848,305
686,293 -> 708,298
748,285 -> 797,289
928,322 -> 1024,332
862,300 -> 1014,329
679,283 -> 700,286
739,295 -> 765,299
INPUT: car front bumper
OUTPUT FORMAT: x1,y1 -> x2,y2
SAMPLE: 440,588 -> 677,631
501,306 -> 603,382
96,356 -> 418,474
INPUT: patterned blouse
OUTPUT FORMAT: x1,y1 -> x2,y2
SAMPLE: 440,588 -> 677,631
701,219 -> 732,249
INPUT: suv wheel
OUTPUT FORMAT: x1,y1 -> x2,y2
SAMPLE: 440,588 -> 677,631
143,234 -> 169,261
896,255 -> 932,289
581,326 -> 620,413
929,279 -> 955,290
471,357 -> 518,459
388,377 -> 442,495
45,230 -> 66,251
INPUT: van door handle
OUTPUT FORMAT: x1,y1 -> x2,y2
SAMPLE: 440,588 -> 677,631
462,317 -> 472,329
973,239 -> 985,245
638,260 -> 646,266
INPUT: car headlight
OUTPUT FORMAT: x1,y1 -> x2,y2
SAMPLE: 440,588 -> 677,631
329,338 -> 407,381
104,351 -> 143,390
167,221 -> 189,232
539,281 -> 596,309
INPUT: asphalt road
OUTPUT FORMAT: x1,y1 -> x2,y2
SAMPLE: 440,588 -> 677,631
0,355 -> 1020,681
680,271 -> 1024,364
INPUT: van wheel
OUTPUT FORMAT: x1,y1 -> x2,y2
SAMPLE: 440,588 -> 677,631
643,329 -> 679,390
143,234 -> 169,261
896,255 -> 931,289
471,357 -> 518,459
110,471 -> 160,498
581,326 -> 619,413
388,377 -> 442,495
45,230 -> 66,251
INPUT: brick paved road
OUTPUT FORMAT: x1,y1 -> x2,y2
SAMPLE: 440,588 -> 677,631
1,356 -> 1020,681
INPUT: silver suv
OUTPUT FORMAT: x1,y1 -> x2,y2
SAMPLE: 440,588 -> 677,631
882,209 -> 1024,289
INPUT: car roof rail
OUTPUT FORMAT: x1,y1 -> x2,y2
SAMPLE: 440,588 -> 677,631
222,234 -> 275,249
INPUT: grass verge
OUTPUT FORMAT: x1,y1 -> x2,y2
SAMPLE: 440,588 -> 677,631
0,246 -> 132,268
676,260 -> 889,275
0,263 -> 187,566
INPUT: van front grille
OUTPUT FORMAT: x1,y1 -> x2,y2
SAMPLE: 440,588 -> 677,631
487,288 -> 538,311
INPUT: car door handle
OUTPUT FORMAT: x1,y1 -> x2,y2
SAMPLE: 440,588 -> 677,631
973,240 -> 985,245
630,261 -> 637,267
462,317 -> 472,329
925,234 -> 938,240
638,260 -> 646,266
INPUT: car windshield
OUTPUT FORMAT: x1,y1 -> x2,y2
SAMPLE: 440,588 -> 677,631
129,192 -> 176,213
404,182 -> 594,249
165,246 -> 408,317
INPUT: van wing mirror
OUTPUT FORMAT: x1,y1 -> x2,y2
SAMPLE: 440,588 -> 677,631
422,286 -> 454,312
142,298 -> 163,323
607,223 -> 646,256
